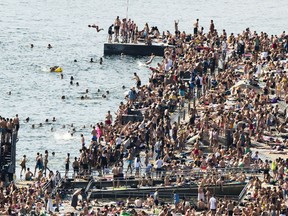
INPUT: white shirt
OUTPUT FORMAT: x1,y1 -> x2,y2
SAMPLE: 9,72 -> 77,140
167,58 -> 173,68
261,52 -> 268,59
198,76 -> 203,85
134,159 -> 141,168
156,159 -> 163,169
215,151 -> 220,158
165,63 -> 170,72
252,154 -> 259,160
154,191 -> 159,200
222,41 -> 227,51
116,137 -> 122,145
155,141 -> 162,151
256,64 -> 262,77
209,197 -> 217,210
135,199 -> 142,207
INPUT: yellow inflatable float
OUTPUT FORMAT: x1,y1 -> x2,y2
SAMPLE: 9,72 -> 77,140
50,66 -> 63,73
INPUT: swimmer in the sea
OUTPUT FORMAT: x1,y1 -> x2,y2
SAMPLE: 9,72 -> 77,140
50,66 -> 59,72
100,57 -> 103,65
70,81 -> 73,85
76,82 -> 79,86
62,96 -> 66,100
88,24 -> 104,32
86,89 -> 89,94
90,58 -> 94,63
31,44 -> 34,48
60,74 -> 63,79
52,117 -> 56,122
47,44 -> 52,49
71,76 -> 74,81
74,59 -> 77,62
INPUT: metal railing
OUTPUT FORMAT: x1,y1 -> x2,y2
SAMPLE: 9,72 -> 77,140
52,166 -> 260,183
42,171 -> 63,193
238,181 -> 250,201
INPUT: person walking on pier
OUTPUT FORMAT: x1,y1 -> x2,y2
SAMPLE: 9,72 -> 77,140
44,150 -> 49,176
19,155 -> 27,178
34,152 -> 43,176
65,153 -> 70,178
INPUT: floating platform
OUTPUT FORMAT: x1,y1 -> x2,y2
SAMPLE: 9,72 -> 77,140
104,42 -> 171,56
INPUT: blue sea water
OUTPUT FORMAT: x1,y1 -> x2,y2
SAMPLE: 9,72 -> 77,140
0,0 -> 287,177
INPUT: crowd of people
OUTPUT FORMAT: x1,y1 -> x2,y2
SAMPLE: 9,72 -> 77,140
65,18 -> 288,215
108,16 -> 161,44
0,17 -> 288,215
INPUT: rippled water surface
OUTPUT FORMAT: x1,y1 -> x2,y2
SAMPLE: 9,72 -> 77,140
0,0 -> 287,177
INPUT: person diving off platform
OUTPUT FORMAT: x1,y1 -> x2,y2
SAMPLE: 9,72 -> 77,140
88,24 -> 104,32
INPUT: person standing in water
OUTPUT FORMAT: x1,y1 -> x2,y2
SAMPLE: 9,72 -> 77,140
81,134 -> 85,147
